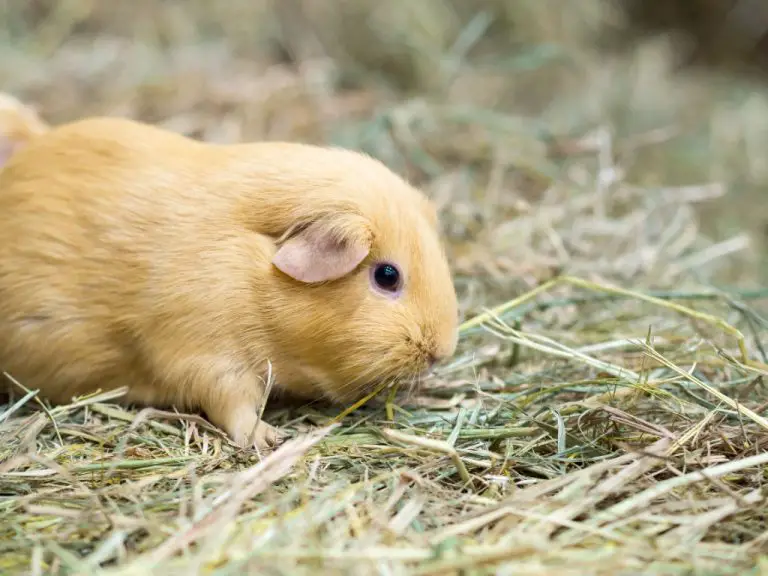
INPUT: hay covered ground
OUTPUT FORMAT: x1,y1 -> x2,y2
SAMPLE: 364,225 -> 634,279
0,2 -> 767,574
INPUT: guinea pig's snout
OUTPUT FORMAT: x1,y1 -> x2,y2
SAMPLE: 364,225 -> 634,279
435,328 -> 459,361
426,330 -> 458,367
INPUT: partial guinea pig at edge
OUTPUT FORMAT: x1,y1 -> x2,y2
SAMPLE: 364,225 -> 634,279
0,95 -> 459,449
0,93 -> 49,164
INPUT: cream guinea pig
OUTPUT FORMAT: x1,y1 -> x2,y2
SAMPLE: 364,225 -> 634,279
0,96 -> 459,448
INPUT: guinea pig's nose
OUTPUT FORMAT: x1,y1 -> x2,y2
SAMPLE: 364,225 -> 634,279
432,331 -> 459,363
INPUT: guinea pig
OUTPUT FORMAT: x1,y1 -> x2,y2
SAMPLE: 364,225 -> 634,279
0,108 -> 459,449
0,92 -> 49,165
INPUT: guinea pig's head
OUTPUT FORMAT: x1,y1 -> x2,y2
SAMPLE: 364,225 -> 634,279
266,155 -> 459,403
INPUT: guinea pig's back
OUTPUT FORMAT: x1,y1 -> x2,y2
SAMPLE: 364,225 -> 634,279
0,117 -> 205,295
0,118 -> 233,400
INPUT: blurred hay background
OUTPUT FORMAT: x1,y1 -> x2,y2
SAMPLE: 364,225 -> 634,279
0,1 -> 766,575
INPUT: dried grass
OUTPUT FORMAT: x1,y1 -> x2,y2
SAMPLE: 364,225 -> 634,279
0,1 -> 767,574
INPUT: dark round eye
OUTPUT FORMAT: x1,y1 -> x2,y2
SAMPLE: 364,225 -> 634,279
373,263 -> 401,292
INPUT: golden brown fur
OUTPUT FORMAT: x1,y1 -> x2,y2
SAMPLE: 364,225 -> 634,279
0,101 -> 458,448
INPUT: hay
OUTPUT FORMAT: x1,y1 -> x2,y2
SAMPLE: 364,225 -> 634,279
0,2 -> 767,574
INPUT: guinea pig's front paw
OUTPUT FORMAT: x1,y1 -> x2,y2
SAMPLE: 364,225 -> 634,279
247,420 -> 286,450
201,384 -> 286,450
229,418 -> 286,450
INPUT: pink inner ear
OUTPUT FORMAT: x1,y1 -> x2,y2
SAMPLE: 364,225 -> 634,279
272,226 -> 370,283
0,139 -> 20,169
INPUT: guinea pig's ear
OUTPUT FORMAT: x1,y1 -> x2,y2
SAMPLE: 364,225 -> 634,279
272,215 -> 371,283
0,94 -> 49,169
0,140 -> 17,169
0,138 -> 25,169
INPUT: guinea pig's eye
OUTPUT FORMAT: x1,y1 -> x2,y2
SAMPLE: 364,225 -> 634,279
371,262 -> 402,295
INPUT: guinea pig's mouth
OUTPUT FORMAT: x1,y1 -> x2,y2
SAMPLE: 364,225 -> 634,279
336,363 -> 438,404
413,366 -> 437,384
390,366 -> 438,393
